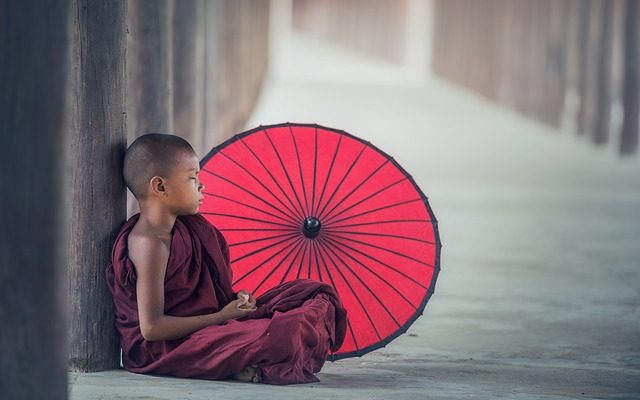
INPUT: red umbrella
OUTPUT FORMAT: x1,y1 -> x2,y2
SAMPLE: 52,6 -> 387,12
199,122 -> 441,360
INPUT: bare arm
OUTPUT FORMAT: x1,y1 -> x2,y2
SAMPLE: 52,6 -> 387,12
129,234 -> 255,342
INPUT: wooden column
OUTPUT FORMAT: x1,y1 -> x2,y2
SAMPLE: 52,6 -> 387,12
540,0 -> 569,127
211,0 -> 240,144
203,0 -> 220,152
126,0 -> 174,216
563,0 -> 585,129
202,0 -> 271,151
126,0 -> 174,140
576,0 -> 614,144
576,0 -> 593,136
67,0 -> 127,371
0,1 -> 69,398
621,0 -> 639,155
593,0 -> 614,145
172,0 -> 206,156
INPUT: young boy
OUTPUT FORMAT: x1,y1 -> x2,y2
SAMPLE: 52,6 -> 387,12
105,133 -> 347,385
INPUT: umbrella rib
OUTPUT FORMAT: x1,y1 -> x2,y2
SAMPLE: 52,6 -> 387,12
322,237 -> 419,310
316,143 -> 367,220
230,233 -> 301,264
311,127 -> 318,216
295,239 -> 311,280
323,177 -> 407,225
216,151 -> 301,222
314,134 -> 343,218
232,236 -> 303,286
325,236 -> 429,290
306,239 -> 314,279
200,212 -> 298,229
322,229 -> 438,246
321,237 -> 403,328
278,238 -> 308,285
201,168 -> 298,223
311,240 -> 360,351
263,128 -> 307,219
204,192 -> 295,226
311,240 -> 336,299
328,198 -> 423,226
311,239 -> 323,283
321,159 -> 390,223
327,231 -> 435,269
289,125 -> 311,217
316,237 -> 383,341
229,231 -> 300,248
329,219 -> 432,229
239,136 -> 306,221
344,320 -> 360,357
253,237 -> 305,294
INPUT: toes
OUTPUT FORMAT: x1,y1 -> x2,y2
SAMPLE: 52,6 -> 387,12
233,367 -> 252,382
251,366 -> 261,383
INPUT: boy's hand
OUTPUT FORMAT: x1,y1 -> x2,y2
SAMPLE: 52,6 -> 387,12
236,289 -> 257,309
220,299 -> 257,321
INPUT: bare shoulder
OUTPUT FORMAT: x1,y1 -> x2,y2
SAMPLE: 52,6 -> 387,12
127,226 -> 171,274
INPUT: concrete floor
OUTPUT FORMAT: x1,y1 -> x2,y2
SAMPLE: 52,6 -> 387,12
70,34 -> 640,399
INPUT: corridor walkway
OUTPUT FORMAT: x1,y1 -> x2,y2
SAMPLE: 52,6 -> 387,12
70,33 -> 640,400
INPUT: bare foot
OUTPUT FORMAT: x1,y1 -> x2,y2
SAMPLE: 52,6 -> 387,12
232,364 -> 261,383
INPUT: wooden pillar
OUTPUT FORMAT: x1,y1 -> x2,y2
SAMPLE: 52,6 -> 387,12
67,0 -> 127,371
0,1 -> 69,398
540,0 -> 569,127
579,0 -> 614,144
576,0 -> 593,136
126,0 -> 174,216
172,0 -> 206,156
211,0 -> 236,144
563,0 -> 586,130
503,0 -> 519,105
621,0 -> 640,155
519,0 -> 539,118
126,0 -> 174,140
202,0 -> 271,151
203,0 -> 220,152
593,0 -> 614,145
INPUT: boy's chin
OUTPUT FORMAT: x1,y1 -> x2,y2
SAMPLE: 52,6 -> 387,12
178,207 -> 200,216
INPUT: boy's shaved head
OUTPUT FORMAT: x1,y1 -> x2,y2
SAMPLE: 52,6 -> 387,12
123,133 -> 196,199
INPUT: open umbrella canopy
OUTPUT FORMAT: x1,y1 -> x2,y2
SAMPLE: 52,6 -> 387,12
199,122 -> 441,360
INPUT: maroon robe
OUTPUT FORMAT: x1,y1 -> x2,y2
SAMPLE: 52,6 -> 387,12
105,213 -> 347,385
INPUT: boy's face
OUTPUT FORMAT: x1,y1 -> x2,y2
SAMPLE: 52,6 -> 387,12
161,151 -> 204,215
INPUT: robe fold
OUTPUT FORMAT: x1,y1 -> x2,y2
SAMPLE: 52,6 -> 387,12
105,213 -> 347,385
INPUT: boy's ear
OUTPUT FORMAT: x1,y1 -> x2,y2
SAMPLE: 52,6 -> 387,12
150,176 -> 167,196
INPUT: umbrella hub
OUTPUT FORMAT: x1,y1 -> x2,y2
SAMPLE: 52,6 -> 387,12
302,216 -> 322,239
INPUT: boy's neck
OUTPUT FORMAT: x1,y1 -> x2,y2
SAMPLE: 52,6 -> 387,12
136,203 -> 177,234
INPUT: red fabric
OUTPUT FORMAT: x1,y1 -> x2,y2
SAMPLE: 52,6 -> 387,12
105,213 -> 347,385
